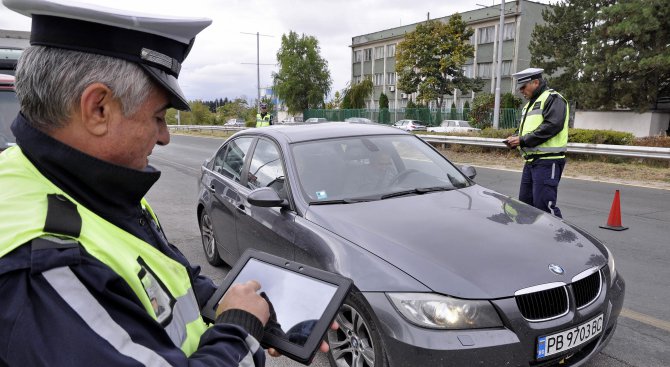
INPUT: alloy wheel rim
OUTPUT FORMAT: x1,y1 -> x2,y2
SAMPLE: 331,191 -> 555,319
200,213 -> 215,258
328,304 -> 376,367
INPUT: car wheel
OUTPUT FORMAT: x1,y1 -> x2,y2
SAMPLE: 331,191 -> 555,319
327,292 -> 389,367
199,210 -> 223,266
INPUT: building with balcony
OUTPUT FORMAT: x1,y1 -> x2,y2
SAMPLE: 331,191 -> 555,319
350,0 -> 552,109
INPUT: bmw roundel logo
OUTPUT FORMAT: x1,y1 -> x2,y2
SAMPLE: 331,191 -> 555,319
548,264 -> 565,275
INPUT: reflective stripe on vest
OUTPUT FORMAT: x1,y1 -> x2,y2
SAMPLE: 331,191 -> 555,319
0,146 -> 209,356
518,89 -> 569,162
256,113 -> 271,127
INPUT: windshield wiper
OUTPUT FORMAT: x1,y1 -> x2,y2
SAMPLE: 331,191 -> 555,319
380,186 -> 455,200
309,197 -> 377,205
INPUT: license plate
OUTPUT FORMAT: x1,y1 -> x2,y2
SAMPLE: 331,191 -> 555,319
536,314 -> 604,359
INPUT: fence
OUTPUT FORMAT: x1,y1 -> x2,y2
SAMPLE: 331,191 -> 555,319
303,108 -> 522,129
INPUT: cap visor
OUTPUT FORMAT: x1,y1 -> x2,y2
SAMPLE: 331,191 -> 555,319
140,64 -> 190,111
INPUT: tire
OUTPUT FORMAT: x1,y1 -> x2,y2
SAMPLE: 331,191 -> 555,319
199,210 -> 223,266
327,291 -> 389,367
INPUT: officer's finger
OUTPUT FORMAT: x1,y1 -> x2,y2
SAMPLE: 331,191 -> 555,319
245,280 -> 261,292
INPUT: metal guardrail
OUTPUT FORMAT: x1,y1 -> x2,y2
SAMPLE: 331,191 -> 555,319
417,135 -> 670,160
168,125 -> 670,160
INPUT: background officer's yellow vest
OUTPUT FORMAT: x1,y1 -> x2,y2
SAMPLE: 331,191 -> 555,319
0,147 -> 209,356
256,113 -> 271,127
518,89 -> 569,162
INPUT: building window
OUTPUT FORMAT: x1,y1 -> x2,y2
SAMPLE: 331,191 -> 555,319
503,23 -> 515,41
462,64 -> 474,78
374,73 -> 384,86
502,61 -> 512,76
387,44 -> 396,57
374,46 -> 384,59
477,62 -> 492,78
387,72 -> 396,85
478,26 -> 495,44
354,50 -> 362,63
469,32 -> 476,45
364,48 -> 372,61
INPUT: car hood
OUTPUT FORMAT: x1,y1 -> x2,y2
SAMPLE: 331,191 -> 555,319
304,185 -> 606,299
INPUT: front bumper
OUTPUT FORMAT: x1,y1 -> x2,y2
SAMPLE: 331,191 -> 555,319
364,274 -> 625,366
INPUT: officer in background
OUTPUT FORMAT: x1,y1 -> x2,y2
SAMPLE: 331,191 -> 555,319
504,68 -> 569,218
256,102 -> 273,127
0,1 -> 274,365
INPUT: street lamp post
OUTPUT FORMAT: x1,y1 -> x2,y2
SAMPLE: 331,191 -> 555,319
241,31 -> 274,112
492,0 -> 505,129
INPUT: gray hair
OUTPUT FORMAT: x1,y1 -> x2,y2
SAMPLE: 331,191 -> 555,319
15,46 -> 154,130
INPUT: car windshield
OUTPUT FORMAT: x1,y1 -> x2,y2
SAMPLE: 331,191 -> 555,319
0,90 -> 19,148
291,135 -> 472,203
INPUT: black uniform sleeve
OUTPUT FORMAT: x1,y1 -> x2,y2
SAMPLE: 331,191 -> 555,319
0,244 -> 266,367
520,94 -> 567,148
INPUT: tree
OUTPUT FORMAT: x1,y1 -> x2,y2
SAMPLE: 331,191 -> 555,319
470,93 -> 495,129
326,91 -> 343,109
378,92 -> 390,123
501,92 -> 522,109
378,93 -> 389,109
341,78 -> 373,109
273,31 -> 332,114
396,15 -> 483,108
530,0 -> 670,112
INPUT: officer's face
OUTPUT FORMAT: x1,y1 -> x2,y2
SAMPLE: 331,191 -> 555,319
105,86 -> 170,170
518,79 -> 539,99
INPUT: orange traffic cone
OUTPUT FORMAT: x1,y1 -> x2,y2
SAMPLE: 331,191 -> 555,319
600,190 -> 628,231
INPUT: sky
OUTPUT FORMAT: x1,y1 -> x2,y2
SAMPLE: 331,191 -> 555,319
0,0 -> 553,103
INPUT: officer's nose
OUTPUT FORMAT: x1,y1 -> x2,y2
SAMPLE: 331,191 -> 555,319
157,122 -> 170,146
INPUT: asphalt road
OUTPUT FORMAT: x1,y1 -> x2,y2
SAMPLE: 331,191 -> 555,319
147,134 -> 670,367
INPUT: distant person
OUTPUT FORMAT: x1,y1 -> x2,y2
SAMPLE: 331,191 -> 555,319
256,102 -> 273,127
503,68 -> 569,218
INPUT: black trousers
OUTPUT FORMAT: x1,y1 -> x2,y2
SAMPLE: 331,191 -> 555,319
519,158 -> 566,218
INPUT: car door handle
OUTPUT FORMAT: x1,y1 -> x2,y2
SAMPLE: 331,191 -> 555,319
236,204 -> 247,214
207,184 -> 215,192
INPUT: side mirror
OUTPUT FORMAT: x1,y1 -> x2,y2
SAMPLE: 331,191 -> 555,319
460,165 -> 477,179
247,187 -> 287,208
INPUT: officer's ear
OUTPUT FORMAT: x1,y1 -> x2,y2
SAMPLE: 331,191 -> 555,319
79,82 -> 116,137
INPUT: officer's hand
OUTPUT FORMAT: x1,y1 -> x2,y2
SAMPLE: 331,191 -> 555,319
267,321 -> 339,358
216,280 -> 270,325
505,136 -> 520,148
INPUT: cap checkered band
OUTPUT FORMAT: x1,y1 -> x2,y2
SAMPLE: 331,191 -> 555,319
141,48 -> 181,76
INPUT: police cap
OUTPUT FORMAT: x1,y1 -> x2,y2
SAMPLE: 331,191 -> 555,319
512,68 -> 544,86
2,0 -> 212,111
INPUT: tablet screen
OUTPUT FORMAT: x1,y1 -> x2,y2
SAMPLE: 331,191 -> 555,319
223,258 -> 338,346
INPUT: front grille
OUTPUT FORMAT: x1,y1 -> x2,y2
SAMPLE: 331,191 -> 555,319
516,286 -> 569,321
573,270 -> 602,309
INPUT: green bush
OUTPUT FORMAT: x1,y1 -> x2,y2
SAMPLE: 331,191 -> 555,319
568,129 -> 634,145
480,127 -> 517,139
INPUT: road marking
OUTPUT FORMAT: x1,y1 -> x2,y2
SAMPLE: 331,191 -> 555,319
620,308 -> 670,333
150,155 -> 200,173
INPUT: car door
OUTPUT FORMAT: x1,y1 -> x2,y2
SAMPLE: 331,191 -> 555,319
205,136 -> 254,264
236,137 -> 297,259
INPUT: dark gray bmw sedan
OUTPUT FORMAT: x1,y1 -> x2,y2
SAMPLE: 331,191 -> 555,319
197,122 -> 625,367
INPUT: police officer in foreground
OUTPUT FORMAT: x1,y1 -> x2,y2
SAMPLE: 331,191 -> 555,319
504,68 -> 569,218
0,1 -> 332,365
256,102 -> 273,127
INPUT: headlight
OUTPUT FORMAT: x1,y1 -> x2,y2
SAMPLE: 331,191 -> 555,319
605,246 -> 617,285
387,293 -> 503,329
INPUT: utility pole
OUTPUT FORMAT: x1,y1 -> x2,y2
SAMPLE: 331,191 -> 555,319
492,0 -> 505,129
241,32 -> 274,112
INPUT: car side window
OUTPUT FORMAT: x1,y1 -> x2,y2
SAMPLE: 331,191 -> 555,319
246,138 -> 286,196
217,137 -> 254,182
